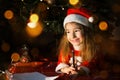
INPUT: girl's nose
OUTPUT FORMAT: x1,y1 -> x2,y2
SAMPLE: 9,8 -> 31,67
71,32 -> 76,38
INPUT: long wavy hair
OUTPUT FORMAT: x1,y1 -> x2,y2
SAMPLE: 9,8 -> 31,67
57,22 -> 96,62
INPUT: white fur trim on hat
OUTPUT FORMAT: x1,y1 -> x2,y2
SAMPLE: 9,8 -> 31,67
63,14 -> 90,28
55,63 -> 69,73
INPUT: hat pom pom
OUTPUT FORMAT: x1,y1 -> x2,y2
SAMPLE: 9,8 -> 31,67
88,16 -> 94,23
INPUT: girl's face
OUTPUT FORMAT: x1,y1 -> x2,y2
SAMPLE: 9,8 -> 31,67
65,22 -> 83,48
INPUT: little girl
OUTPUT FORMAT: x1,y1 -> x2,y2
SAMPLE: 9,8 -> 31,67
55,8 -> 103,76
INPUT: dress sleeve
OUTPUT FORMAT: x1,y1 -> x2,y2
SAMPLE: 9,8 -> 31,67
55,51 -> 69,73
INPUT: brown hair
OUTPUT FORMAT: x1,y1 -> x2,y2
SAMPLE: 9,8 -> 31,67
57,22 -> 96,62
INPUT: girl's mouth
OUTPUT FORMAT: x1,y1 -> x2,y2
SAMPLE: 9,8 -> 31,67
71,38 -> 80,42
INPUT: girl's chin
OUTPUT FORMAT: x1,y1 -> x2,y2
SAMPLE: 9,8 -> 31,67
71,43 -> 80,46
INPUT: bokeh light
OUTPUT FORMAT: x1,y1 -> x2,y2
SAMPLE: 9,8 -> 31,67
26,22 -> 43,37
30,14 -> 39,23
4,10 -> 14,20
99,21 -> 108,31
11,52 -> 20,62
27,22 -> 37,28
69,0 -> 79,5
1,42 -> 10,52
45,0 -> 55,5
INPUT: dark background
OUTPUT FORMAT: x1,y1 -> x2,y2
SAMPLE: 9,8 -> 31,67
0,0 -> 120,70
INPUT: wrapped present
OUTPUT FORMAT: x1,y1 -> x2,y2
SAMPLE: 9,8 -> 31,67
8,61 -> 59,76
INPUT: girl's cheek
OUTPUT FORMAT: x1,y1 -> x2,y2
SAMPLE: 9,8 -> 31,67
67,35 -> 70,39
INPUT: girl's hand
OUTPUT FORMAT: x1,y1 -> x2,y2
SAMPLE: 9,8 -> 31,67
61,66 -> 78,75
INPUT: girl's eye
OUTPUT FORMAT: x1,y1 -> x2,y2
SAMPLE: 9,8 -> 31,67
75,29 -> 80,32
66,31 -> 70,33
66,31 -> 70,34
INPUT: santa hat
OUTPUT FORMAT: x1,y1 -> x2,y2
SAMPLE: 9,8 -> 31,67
63,8 -> 94,27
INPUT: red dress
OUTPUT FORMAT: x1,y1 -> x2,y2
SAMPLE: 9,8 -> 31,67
55,50 -> 104,75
